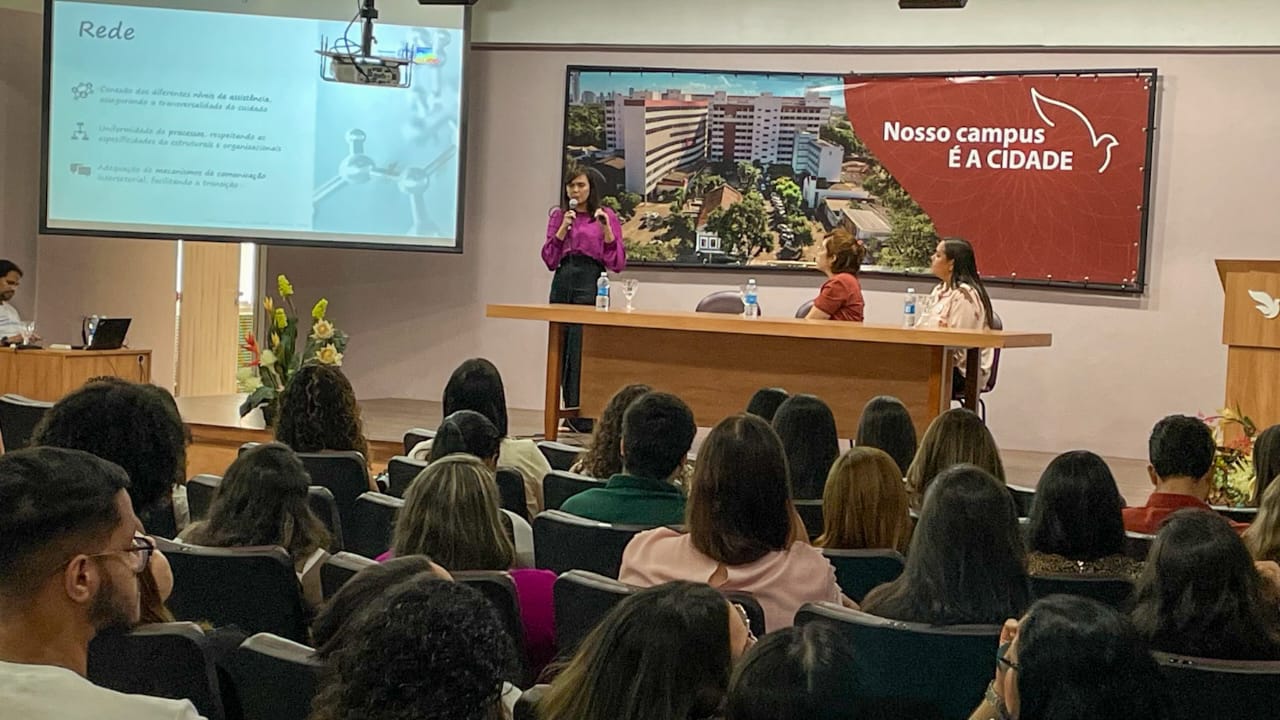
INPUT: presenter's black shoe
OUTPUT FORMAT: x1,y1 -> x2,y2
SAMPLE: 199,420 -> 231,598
565,418 -> 595,434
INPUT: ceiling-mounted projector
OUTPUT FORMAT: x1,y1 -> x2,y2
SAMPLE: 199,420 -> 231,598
318,0 -> 412,88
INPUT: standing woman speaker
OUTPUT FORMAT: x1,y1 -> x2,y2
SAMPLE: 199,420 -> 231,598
541,165 -> 626,432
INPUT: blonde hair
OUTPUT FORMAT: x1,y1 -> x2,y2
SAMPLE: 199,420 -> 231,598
391,453 -> 514,571
905,408 -> 1005,510
816,447 -> 911,553
1245,477 -> 1280,563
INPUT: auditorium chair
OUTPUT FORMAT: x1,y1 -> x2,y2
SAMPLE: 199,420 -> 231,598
186,474 -> 222,521
792,499 -> 824,539
533,510 -> 652,578
795,299 -> 814,318
1213,505 -> 1258,525
1152,651 -> 1280,719
1007,483 -> 1036,517
156,538 -> 309,643
387,455 -> 426,497
88,622 -> 226,720
536,440 -> 586,471
402,427 -> 434,455
0,393 -> 52,450
695,289 -> 755,315
1124,530 -> 1156,561
307,486 -> 344,553
822,548 -> 906,603
553,570 -> 635,658
950,311 -> 1003,420
224,633 -> 323,720
237,443 -> 370,530
496,467 -> 531,521
320,551 -> 377,600
795,602 -> 1001,720
722,591 -> 767,638
453,571 -> 530,685
346,492 -> 402,559
1028,574 -> 1133,609
542,470 -> 608,511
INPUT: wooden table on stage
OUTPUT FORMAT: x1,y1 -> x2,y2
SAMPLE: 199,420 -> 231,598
0,347 -> 151,402
487,304 -> 1052,441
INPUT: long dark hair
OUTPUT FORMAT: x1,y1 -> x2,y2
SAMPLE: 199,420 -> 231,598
429,410 -> 502,465
905,408 -> 1005,509
539,581 -> 733,720
688,414 -> 793,566
745,387 -> 790,423
941,238 -> 994,328
1131,509 -> 1280,660
182,443 -> 329,564
724,623 -> 865,720
443,359 -> 509,438
1254,425 -> 1280,506
862,464 -> 1029,625
274,364 -> 370,462
575,383 -> 652,479
855,395 -> 917,477
560,164 -> 606,214
772,394 -> 840,500
1018,595 -> 1172,720
1028,450 -> 1127,561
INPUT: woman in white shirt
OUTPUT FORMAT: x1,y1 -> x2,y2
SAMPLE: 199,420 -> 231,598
916,238 -> 996,388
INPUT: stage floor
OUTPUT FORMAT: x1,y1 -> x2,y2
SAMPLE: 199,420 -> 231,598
176,394 -> 1153,505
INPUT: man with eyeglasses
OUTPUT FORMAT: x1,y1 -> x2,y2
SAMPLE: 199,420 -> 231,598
0,447 -> 202,719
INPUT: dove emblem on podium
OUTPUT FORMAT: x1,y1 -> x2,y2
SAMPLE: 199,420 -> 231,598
1249,290 -> 1280,319
1030,88 -> 1120,174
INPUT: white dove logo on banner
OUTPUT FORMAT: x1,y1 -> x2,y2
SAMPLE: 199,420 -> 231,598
1030,88 -> 1120,174
1249,290 -> 1280,319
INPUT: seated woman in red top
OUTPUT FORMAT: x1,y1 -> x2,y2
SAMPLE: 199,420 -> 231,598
805,229 -> 866,321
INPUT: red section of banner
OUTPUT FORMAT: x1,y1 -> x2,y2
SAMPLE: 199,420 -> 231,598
843,73 -> 1153,286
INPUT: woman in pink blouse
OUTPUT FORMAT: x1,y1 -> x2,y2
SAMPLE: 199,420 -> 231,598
542,165 -> 626,429
619,413 -> 844,631
916,238 -> 996,387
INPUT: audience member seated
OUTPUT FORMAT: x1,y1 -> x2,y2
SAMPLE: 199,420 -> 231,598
1245,476 -> 1280,563
0,447 -> 201,720
180,443 -> 332,608
537,581 -> 751,720
387,453 -> 556,674
772,394 -> 840,500
1026,450 -> 1141,579
855,395 -> 918,478
905,408 -> 1005,511
428,410 -> 502,468
1123,415 -> 1246,534
309,578 -> 515,720
1252,424 -> 1280,507
745,387 -> 790,423
568,383 -> 651,478
619,414 -> 843,630
31,378 -> 191,536
139,539 -> 175,625
968,595 -> 1172,720
274,364 -> 377,492
815,447 -> 911,554
560,392 -> 695,526
311,555 -> 450,657
863,464 -> 1030,625
1131,508 -> 1280,660
409,358 -> 553,517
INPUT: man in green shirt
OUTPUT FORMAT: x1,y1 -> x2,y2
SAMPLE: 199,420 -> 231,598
559,392 -> 695,526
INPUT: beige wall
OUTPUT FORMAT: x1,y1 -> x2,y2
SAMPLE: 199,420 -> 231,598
0,9 -> 41,316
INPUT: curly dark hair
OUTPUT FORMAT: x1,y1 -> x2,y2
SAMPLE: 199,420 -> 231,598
311,556 -> 437,658
574,384 -> 651,479
31,379 -> 189,518
309,578 -> 513,720
274,364 -> 370,462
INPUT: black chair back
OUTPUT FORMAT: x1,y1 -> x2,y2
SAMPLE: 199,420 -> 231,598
0,393 -> 52,450
307,486 -> 344,552
536,440 -> 585,471
387,455 -> 428,498
496,467 -> 530,521
534,510 -> 650,578
1153,651 -> 1280,719
88,622 -> 224,720
1028,574 -> 1134,609
186,474 -> 222,522
792,499 -> 824,540
346,492 -> 402,559
320,551 -> 378,601
696,290 -> 752,314
1124,531 -> 1156,561
157,538 -> 309,643
823,548 -> 906,603
722,591 -> 767,637
553,570 -> 636,658
1213,505 -> 1258,525
453,571 -> 529,684
1007,483 -> 1036,517
403,427 -> 435,455
543,470 -> 607,511
296,451 -> 371,530
224,633 -> 322,720
795,602 -> 1000,720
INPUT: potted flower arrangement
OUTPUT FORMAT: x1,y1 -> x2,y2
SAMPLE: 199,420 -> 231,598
237,274 -> 348,423
1201,407 -> 1257,507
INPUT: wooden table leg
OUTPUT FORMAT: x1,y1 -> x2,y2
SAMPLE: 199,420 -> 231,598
545,322 -> 564,441
963,347 -> 981,412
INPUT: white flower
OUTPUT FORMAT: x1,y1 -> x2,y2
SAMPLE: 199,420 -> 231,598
315,344 -> 343,366
260,349 -> 277,367
312,319 -> 335,340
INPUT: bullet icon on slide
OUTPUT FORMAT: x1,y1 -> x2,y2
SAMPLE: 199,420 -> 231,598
70,163 -> 91,176
71,82 -> 93,100
71,122 -> 89,141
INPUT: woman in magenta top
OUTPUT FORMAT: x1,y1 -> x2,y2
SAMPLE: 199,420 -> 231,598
804,228 -> 866,322
542,165 -> 625,426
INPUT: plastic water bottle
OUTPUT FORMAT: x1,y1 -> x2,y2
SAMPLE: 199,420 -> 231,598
903,288 -> 917,328
595,272 -> 611,311
743,278 -> 760,319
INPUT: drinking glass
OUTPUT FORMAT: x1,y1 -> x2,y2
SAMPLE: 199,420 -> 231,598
623,279 -> 639,311
20,321 -> 35,346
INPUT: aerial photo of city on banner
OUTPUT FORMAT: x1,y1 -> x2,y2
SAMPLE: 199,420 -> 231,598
562,67 -> 935,273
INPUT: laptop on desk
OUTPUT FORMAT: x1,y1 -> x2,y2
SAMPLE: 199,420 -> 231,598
75,318 -> 131,350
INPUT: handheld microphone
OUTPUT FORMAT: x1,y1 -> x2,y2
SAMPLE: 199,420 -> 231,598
568,198 -> 578,212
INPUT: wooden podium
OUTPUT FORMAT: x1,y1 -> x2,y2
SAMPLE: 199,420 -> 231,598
1218,259 -> 1280,431
0,348 -> 152,402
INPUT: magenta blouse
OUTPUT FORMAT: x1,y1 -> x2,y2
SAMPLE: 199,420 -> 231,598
541,206 -> 626,273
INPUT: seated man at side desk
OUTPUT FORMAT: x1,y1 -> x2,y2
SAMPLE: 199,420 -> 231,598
0,260 -> 36,345
560,392 -> 695,526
